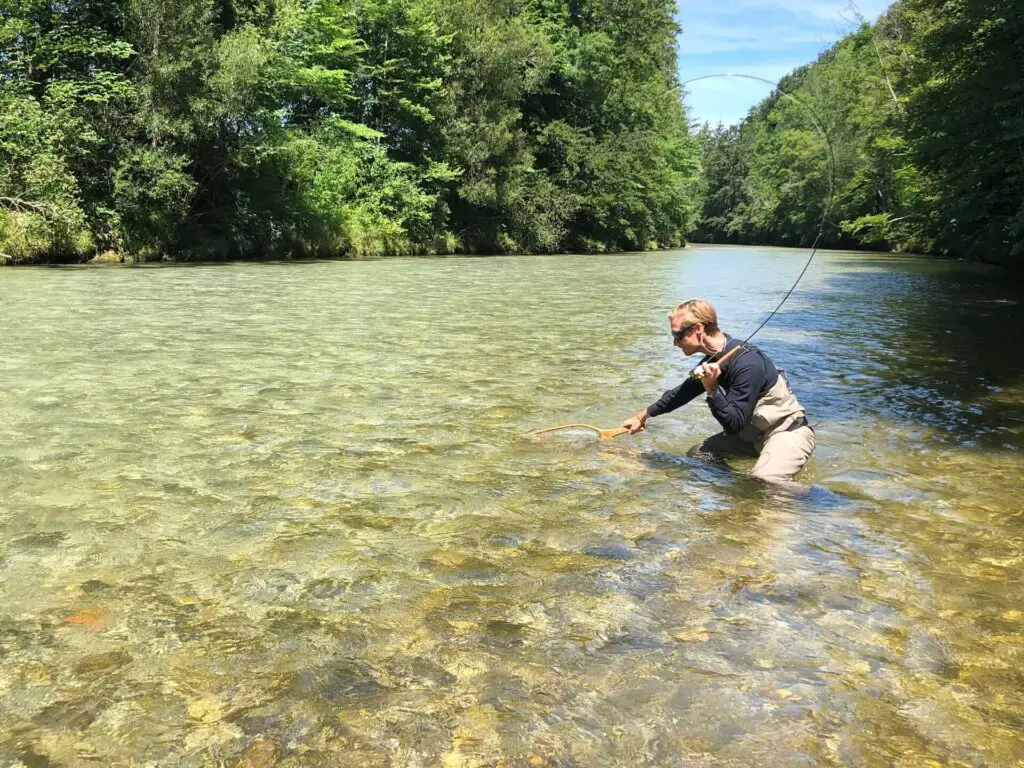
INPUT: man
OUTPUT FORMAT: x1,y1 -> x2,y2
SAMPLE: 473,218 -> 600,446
621,299 -> 815,482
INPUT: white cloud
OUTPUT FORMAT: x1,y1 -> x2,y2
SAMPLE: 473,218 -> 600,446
697,0 -> 892,24
678,0 -> 895,55
676,0 -> 895,124
680,21 -> 834,55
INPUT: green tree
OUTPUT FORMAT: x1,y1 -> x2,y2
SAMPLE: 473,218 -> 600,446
903,0 -> 1024,262
1,0 -> 702,262
691,0 -> 1024,266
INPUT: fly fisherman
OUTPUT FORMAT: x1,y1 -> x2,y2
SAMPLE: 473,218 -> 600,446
621,299 -> 815,482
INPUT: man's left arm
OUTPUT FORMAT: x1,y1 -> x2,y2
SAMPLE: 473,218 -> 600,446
703,358 -> 764,434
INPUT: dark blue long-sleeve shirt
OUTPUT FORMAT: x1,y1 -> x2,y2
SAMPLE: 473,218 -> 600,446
646,336 -> 779,435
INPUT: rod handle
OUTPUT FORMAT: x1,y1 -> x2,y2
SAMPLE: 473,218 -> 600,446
690,344 -> 744,379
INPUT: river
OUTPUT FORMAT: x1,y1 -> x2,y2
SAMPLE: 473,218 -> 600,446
1,245 -> 1022,766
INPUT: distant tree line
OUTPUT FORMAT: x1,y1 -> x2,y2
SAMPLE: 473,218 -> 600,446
692,0 -> 1024,266
0,0 -> 700,263
3,0 -> 1021,265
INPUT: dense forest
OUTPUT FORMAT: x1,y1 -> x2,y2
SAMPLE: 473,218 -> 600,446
1,0 -> 1021,265
693,0 -> 1024,266
1,0 -> 699,262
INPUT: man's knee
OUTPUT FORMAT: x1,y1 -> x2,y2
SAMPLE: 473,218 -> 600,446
751,460 -> 793,483
752,429 -> 815,482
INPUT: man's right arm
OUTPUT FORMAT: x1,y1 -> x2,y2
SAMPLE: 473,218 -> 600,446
647,377 -> 705,418
622,377 -> 705,434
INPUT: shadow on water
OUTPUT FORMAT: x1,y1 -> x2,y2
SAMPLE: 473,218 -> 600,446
639,447 -> 863,514
755,256 -> 1024,451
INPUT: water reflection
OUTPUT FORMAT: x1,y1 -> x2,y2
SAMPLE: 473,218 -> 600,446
0,248 -> 1022,765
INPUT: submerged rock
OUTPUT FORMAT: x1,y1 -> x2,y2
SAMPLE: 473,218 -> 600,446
235,738 -> 277,768
302,577 -> 350,600
187,696 -> 226,723
583,543 -> 634,561
296,661 -> 386,703
74,650 -> 131,677
421,550 -> 499,580
78,580 -> 112,594
11,532 -> 67,550
35,697 -> 106,730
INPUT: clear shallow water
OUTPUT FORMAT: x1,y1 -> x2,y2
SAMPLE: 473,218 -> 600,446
1,246 -> 1022,766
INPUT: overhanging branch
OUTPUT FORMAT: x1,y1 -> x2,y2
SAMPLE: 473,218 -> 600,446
0,196 -> 54,214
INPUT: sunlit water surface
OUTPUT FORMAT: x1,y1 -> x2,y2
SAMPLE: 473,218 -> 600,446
1,246 -> 1022,767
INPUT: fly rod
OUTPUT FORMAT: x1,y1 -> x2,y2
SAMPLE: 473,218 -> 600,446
685,73 -> 836,349
528,73 -> 837,440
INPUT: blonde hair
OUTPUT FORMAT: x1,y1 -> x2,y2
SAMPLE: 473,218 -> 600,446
668,299 -> 719,334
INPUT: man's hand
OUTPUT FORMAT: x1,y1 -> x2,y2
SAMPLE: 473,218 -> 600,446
621,410 -> 648,434
694,362 -> 721,394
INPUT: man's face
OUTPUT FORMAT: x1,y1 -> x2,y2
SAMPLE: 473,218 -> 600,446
670,316 -> 702,355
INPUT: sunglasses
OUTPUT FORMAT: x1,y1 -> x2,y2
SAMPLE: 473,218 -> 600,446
671,324 -> 695,341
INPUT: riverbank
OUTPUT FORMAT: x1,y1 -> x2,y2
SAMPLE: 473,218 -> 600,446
1,240 -> 693,267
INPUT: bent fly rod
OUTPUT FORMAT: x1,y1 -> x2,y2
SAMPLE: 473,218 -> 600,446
685,73 -> 837,372
529,73 -> 837,440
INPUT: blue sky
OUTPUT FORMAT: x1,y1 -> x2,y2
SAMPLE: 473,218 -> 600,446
677,0 -> 893,126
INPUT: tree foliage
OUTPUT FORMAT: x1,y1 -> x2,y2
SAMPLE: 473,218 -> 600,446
693,0 -> 1024,265
0,0 -> 700,262
6,0 -> 1019,265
